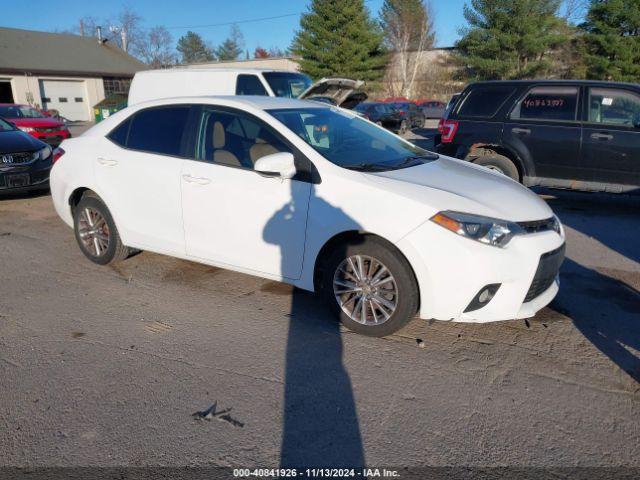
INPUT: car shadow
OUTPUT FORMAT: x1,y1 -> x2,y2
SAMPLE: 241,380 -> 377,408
542,188 -> 640,263
408,127 -> 438,151
550,258 -> 640,383
264,184 -> 365,468
0,187 -> 50,201
542,189 -> 640,384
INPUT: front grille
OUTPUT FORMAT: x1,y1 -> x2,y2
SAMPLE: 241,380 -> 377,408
0,151 -> 37,165
518,217 -> 557,234
524,243 -> 566,303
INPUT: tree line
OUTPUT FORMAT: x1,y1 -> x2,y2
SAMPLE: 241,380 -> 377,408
67,0 -> 640,87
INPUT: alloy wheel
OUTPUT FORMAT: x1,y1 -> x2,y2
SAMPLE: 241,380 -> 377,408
332,255 -> 398,325
78,207 -> 110,257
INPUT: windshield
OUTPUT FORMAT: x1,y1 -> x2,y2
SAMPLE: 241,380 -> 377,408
0,118 -> 14,131
0,105 -> 44,119
263,72 -> 313,99
267,107 -> 437,171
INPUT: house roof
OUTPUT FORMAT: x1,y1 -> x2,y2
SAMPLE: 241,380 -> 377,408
0,27 -> 147,77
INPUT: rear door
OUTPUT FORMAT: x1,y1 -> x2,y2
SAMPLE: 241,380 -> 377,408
581,86 -> 640,189
97,105 -> 191,253
504,85 -> 584,182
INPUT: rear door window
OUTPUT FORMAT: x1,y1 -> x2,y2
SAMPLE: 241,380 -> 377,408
235,74 -> 268,96
511,86 -> 578,122
125,106 -> 191,156
587,87 -> 640,127
457,86 -> 515,118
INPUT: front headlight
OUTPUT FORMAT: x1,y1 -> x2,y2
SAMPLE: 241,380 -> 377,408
550,214 -> 563,237
431,211 -> 524,248
38,145 -> 52,161
18,126 -> 35,133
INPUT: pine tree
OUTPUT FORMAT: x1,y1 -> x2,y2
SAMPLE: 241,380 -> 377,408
216,25 -> 244,61
291,0 -> 387,80
454,0 -> 570,80
177,31 -> 215,64
580,0 -> 640,81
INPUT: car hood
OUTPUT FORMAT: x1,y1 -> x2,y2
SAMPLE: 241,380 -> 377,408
365,156 -> 553,222
8,117 -> 65,128
299,78 -> 368,108
0,129 -> 46,153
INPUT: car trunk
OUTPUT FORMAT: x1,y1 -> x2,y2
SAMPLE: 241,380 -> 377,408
298,78 -> 368,109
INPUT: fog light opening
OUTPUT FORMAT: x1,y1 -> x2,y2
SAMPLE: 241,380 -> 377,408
464,283 -> 501,313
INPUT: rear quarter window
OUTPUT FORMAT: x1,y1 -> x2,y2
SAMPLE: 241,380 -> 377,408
510,86 -> 578,122
457,86 -> 516,118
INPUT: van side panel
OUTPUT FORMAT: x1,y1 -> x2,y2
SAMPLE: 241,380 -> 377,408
128,71 -> 236,105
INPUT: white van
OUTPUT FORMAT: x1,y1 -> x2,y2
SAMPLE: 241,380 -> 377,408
128,68 -> 366,108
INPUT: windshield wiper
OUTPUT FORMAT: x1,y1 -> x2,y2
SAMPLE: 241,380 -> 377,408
343,163 -> 391,172
392,153 -> 439,170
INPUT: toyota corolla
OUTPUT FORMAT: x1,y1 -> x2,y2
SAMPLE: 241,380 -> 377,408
50,96 -> 565,337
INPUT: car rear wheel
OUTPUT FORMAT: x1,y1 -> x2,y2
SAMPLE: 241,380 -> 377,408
73,192 -> 130,265
473,154 -> 519,182
321,237 -> 419,337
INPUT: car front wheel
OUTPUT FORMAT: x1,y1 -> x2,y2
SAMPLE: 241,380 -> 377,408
321,237 -> 419,337
73,192 -> 130,265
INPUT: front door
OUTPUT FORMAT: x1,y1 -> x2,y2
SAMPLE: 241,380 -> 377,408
181,106 -> 311,279
504,85 -> 584,182
581,86 -> 640,189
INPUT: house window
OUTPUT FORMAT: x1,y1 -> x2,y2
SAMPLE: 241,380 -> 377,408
103,77 -> 132,96
59,97 -> 68,103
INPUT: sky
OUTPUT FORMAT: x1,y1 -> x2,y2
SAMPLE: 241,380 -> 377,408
1,0 -> 469,54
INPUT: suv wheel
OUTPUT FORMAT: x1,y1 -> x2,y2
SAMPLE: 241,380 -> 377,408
73,192 -> 130,265
321,237 -> 419,337
473,154 -> 519,182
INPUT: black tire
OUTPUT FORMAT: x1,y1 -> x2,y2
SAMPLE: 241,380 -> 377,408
73,192 -> 130,265
320,236 -> 419,337
473,154 -> 519,182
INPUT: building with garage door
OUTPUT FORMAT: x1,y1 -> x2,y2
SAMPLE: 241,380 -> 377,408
0,27 -> 146,121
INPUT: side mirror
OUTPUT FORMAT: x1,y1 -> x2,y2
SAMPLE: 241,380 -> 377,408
254,152 -> 296,180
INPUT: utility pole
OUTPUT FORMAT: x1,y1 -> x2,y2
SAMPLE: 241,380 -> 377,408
121,28 -> 128,53
79,19 -> 85,36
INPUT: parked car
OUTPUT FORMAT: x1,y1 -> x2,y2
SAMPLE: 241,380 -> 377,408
0,104 -> 71,147
50,96 -> 565,337
353,102 -> 403,132
129,69 -> 367,109
435,80 -> 640,193
0,117 -> 54,193
421,100 -> 446,119
388,101 -> 425,129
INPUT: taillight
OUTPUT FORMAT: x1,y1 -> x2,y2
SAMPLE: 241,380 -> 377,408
440,120 -> 458,143
52,147 -> 65,164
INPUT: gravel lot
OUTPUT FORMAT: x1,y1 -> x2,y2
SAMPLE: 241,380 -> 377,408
1,131 -> 639,471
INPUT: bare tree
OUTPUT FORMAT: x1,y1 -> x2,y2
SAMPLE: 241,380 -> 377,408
380,0 -> 436,98
562,0 -> 589,24
136,26 -> 177,67
108,6 -> 143,54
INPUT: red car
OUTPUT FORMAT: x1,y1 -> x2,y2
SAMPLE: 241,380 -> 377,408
0,104 -> 71,147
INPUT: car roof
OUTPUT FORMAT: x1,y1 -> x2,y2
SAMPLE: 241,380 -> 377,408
135,68 -> 306,76
133,95 -> 329,111
469,79 -> 640,88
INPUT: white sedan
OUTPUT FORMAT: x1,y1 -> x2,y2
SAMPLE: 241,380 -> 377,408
50,96 -> 565,337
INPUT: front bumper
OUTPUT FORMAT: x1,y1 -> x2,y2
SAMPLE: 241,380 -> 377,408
0,160 -> 52,193
397,220 -> 565,323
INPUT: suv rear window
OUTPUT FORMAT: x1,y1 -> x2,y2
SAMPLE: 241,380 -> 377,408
457,86 -> 515,118
511,86 -> 578,122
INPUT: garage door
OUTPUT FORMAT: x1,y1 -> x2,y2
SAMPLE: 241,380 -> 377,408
39,80 -> 90,121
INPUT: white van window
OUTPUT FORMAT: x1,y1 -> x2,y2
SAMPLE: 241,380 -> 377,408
262,72 -> 312,98
235,74 -> 268,96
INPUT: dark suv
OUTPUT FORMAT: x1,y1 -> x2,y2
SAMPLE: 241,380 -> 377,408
435,80 -> 640,193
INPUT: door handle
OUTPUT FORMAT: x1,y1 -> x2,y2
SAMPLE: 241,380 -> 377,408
590,132 -> 613,141
182,174 -> 211,185
512,127 -> 531,135
97,157 -> 118,166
